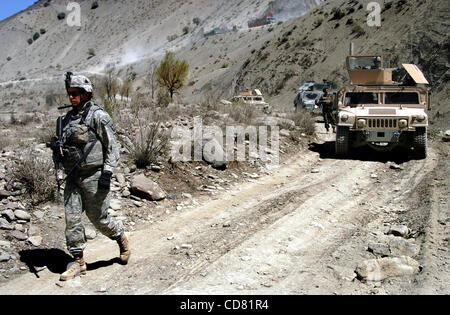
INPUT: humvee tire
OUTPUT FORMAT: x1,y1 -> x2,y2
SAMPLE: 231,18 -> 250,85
413,127 -> 427,159
335,126 -> 349,156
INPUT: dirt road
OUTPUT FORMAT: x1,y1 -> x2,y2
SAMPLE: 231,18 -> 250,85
0,124 -> 448,295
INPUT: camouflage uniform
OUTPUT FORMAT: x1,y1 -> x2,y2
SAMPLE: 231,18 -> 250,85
319,94 -> 336,131
58,101 -> 123,256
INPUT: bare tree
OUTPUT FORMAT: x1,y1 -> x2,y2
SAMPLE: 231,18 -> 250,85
145,63 -> 158,100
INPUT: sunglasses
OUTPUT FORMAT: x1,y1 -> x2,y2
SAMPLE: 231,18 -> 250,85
68,91 -> 81,97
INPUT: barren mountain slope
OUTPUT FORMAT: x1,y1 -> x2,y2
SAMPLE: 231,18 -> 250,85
0,0 -> 323,116
0,0 -> 323,82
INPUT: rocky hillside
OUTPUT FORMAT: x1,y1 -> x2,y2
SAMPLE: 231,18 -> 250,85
224,0 -> 449,126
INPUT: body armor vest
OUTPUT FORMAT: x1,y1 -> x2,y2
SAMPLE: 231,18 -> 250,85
61,103 -> 104,172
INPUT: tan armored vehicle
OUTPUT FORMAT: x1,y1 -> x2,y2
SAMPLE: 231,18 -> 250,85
335,55 -> 430,159
232,88 -> 269,106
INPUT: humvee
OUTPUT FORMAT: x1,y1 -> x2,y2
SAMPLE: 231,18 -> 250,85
335,55 -> 430,159
232,88 -> 268,106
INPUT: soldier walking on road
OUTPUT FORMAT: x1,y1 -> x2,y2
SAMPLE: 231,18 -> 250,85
51,72 -> 131,281
317,88 -> 336,133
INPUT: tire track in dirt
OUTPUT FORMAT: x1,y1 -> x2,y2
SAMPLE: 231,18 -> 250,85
0,124 -> 440,295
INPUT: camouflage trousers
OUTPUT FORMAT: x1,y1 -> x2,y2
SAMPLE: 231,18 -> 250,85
322,109 -> 336,131
64,168 -> 124,256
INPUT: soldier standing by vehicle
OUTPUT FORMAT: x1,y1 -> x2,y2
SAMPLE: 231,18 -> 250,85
316,88 -> 336,133
51,72 -> 131,281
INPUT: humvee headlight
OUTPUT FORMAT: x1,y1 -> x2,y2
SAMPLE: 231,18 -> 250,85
415,115 -> 426,122
341,114 -> 349,122
357,119 -> 367,128
398,119 -> 408,128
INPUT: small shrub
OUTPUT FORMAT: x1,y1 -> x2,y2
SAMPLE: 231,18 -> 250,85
91,1 -> 99,9
27,38 -> 33,45
40,28 -> 46,34
88,48 -> 96,59
193,17 -> 201,25
167,34 -> 178,42
6,56 -> 12,61
313,18 -> 323,29
330,8 -> 345,21
182,26 -> 190,35
157,90 -> 171,107
0,135 -> 13,151
57,12 -> 66,20
33,32 -> 40,41
10,149 -> 56,205
228,101 -> 256,124
37,124 -> 55,145
396,0 -> 407,9
289,109 -> 316,136
124,111 -> 169,169
351,24 -> 366,37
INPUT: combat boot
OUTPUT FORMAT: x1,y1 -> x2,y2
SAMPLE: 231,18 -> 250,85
60,252 -> 87,281
117,233 -> 131,264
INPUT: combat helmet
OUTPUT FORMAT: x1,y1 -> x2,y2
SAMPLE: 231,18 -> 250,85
65,72 -> 94,93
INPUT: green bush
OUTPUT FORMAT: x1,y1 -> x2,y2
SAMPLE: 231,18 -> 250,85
40,28 -> 46,34
27,38 -> 33,45
91,1 -> 99,9
33,32 -> 40,41
57,12 -> 66,20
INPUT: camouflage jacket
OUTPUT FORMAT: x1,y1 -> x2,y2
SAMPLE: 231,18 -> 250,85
319,94 -> 334,111
58,101 -> 120,174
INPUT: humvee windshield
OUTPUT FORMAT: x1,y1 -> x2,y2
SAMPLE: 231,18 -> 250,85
345,92 -> 379,106
385,92 -> 419,104
348,56 -> 383,70
305,92 -> 319,100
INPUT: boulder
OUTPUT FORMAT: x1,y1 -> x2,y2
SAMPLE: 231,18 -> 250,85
368,242 -> 391,257
0,190 -> 10,200
1,209 -> 15,222
130,174 -> 167,201
10,230 -> 28,241
14,210 -> 31,221
0,217 -> 14,230
355,256 -> 421,281
0,251 -> 10,262
115,173 -> 126,185
389,237 -> 420,257
387,225 -> 410,238
85,228 -> 97,240
28,236 -> 42,247
443,130 -> 450,142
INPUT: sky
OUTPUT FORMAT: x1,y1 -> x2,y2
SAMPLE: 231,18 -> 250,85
0,0 -> 36,21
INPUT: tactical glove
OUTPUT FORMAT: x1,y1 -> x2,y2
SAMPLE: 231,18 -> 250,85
98,171 -> 113,189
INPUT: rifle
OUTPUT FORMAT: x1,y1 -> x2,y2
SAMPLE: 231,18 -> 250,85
54,116 -> 65,205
